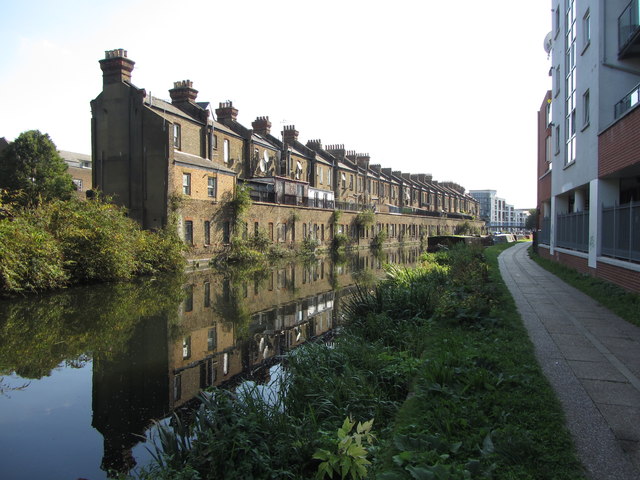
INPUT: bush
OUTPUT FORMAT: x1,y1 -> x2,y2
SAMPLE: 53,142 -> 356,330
0,216 -> 68,292
332,233 -> 350,251
0,196 -> 186,294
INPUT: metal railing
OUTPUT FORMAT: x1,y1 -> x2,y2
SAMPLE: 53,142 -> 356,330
619,0 -> 640,53
334,201 -> 375,212
539,217 -> 551,245
601,201 -> 640,262
556,210 -> 589,252
614,82 -> 640,118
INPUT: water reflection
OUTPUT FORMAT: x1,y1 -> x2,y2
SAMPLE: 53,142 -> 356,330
0,247 -> 422,479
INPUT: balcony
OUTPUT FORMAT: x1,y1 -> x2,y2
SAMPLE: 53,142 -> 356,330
614,82 -> 640,118
619,0 -> 640,58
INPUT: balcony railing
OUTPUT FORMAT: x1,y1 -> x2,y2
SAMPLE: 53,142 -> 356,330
619,0 -> 640,57
601,201 -> 640,263
556,210 -> 589,252
614,81 -> 640,118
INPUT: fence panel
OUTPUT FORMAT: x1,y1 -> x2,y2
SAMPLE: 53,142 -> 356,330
556,211 -> 589,252
601,202 -> 640,262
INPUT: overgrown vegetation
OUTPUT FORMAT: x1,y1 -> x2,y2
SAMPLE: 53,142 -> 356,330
135,243 -> 585,480
0,195 -> 186,295
529,247 -> 640,327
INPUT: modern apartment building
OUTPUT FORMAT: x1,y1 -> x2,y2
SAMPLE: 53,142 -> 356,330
469,190 -> 530,232
537,0 -> 640,292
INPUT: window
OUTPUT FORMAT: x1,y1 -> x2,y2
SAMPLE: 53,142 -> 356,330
583,10 -> 590,50
213,134 -> 218,149
173,124 -> 181,150
582,89 -> 590,128
349,175 -> 353,189
341,172 -> 346,188
182,336 -> 191,359
318,166 -> 323,184
208,176 -> 217,198
254,222 -> 259,236
223,221 -> 230,243
555,66 -> 560,97
183,173 -> 191,195
555,125 -> 561,154
184,220 -> 193,245
223,139 -> 229,163
204,221 -> 210,245
269,222 -> 274,241
565,0 -> 577,165
207,328 -> 217,351
204,282 -> 211,307
184,284 -> 193,312
327,169 -> 331,186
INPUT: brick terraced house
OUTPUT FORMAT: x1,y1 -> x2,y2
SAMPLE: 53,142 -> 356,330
92,49 -> 481,260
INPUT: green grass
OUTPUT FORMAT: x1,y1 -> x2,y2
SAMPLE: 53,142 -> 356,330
137,243 -> 586,480
529,247 -> 640,327
372,243 -> 585,480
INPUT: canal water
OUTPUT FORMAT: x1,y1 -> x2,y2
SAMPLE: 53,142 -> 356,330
0,248 -> 423,480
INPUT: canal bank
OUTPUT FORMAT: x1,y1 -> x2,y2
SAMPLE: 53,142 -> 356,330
0,247 -> 421,480
134,243 -> 586,480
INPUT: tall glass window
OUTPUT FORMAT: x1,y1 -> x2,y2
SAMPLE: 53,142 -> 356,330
565,0 -> 577,165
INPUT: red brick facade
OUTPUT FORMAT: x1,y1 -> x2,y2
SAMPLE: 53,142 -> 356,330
599,106 -> 640,178
595,261 -> 640,293
538,247 -> 640,293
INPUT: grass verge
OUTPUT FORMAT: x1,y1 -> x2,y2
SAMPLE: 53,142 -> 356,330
134,243 -> 586,480
529,247 -> 640,327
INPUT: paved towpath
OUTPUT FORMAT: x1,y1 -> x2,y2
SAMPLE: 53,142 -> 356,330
499,242 -> 640,480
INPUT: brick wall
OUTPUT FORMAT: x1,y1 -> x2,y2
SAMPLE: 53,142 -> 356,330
599,106 -> 640,178
596,261 -> 640,293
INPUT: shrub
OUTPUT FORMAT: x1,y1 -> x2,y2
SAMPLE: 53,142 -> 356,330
332,233 -> 350,251
0,216 -> 68,292
34,198 -> 142,282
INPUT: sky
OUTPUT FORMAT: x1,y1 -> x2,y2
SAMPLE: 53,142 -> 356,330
0,0 -> 551,209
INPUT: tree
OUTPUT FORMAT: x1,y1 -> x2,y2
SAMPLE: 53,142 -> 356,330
525,208 -> 538,231
0,130 -> 75,206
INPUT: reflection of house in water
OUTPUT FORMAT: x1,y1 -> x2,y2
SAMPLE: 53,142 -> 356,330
91,314 -> 169,474
90,248 -> 421,475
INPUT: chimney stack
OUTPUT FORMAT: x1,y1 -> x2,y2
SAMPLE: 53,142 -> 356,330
356,153 -> 370,169
306,139 -> 323,151
169,80 -> 198,104
216,101 -> 238,124
282,125 -> 299,143
326,144 -> 346,160
99,49 -> 135,86
252,116 -> 272,136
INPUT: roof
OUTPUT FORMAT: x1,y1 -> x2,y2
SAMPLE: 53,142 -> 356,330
252,133 -> 279,151
173,150 -> 236,175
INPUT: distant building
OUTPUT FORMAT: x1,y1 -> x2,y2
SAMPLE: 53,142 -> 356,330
537,0 -> 640,292
469,190 -> 529,233
59,150 -> 92,197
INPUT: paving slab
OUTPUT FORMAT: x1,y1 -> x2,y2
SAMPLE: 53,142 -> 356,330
499,242 -> 640,480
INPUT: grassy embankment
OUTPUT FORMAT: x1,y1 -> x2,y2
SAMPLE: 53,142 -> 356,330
529,247 -> 640,327
136,243 -> 585,480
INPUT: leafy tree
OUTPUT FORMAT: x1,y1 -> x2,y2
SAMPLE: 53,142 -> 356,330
525,208 -> 538,231
0,130 -> 75,205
